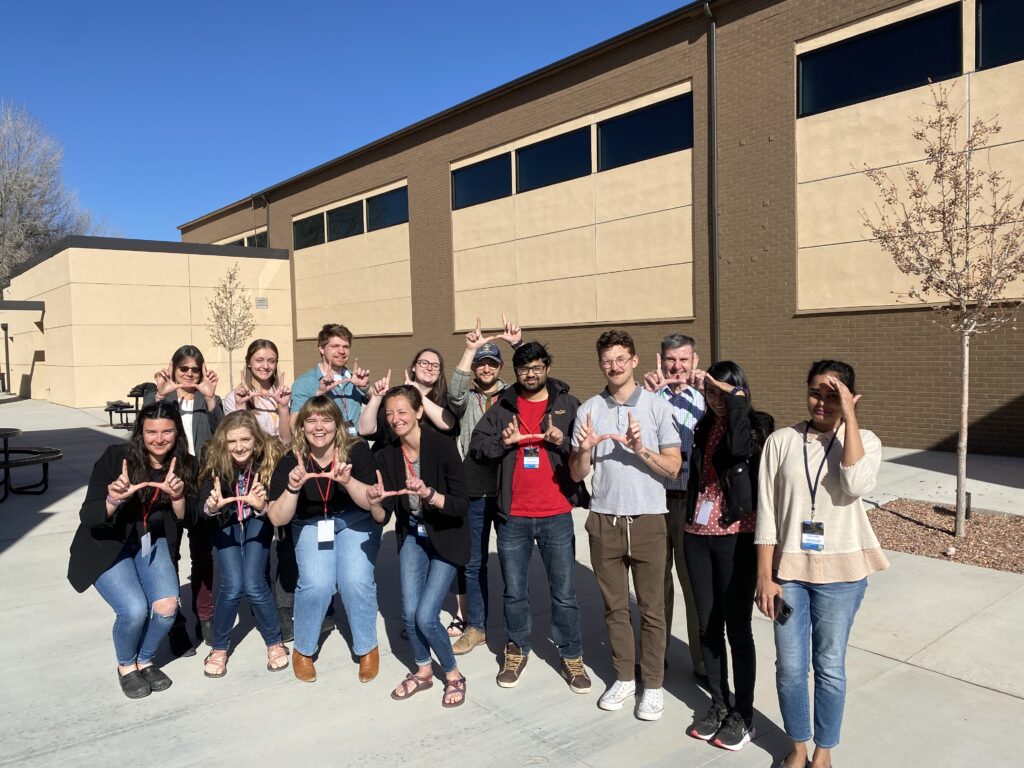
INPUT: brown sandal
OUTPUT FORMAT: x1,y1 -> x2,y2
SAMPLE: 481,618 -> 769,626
204,650 -> 228,678
442,675 -> 467,708
390,672 -> 434,701
267,643 -> 289,672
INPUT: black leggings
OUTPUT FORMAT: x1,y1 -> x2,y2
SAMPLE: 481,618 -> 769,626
683,531 -> 757,722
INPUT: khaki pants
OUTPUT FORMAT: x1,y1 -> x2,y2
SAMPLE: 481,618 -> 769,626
586,511 -> 667,688
665,492 -> 705,675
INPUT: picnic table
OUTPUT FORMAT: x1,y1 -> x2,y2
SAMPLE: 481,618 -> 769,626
0,427 -> 62,502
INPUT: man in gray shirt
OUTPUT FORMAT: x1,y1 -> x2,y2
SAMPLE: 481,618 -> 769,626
570,330 -> 681,722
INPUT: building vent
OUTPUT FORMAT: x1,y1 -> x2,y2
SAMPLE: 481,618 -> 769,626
255,297 -> 269,310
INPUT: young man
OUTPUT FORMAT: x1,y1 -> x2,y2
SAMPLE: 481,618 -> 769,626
470,342 -> 591,693
570,330 -> 682,721
642,334 -> 707,685
447,316 -> 522,654
291,323 -> 370,432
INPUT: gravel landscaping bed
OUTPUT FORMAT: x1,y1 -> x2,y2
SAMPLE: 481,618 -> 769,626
868,498 -> 1024,575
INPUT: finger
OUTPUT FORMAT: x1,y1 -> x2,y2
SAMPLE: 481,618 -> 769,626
121,459 -> 129,479
656,352 -> 662,372
168,457 -> 176,477
376,469 -> 384,488
852,393 -> 862,406
546,414 -> 552,432
628,412 -> 638,426
475,316 -> 482,335
385,369 -> 391,387
501,312 -> 507,330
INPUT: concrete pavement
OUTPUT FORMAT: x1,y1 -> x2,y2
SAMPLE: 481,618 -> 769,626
0,397 -> 1020,767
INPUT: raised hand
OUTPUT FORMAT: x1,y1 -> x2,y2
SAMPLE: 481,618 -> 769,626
542,414 -> 563,447
107,459 -> 152,502
367,470 -> 411,505
625,413 -> 644,453
288,450 -> 315,489
827,375 -> 860,421
233,384 -> 254,408
465,317 -> 496,351
502,415 -> 524,446
690,368 -> 708,392
498,313 -> 522,347
243,479 -> 269,511
329,461 -> 353,486
642,353 -> 668,392
403,368 -> 414,386
150,457 -> 185,499
371,369 -> 392,398
406,476 -> 429,498
204,475 -> 237,515
197,365 -> 219,398
154,363 -> 177,397
350,359 -> 370,389
574,413 -> 602,451
273,384 -> 292,410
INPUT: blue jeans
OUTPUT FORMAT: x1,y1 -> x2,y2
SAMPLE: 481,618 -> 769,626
400,532 -> 459,673
94,537 -> 179,666
496,512 -> 582,658
292,510 -> 381,657
210,516 -> 282,650
458,496 -> 496,630
775,578 -> 868,748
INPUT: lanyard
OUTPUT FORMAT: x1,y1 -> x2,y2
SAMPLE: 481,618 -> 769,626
401,447 -> 418,479
474,390 -> 497,415
235,467 -> 252,524
308,455 -> 334,518
803,421 -> 839,519
140,486 -> 160,532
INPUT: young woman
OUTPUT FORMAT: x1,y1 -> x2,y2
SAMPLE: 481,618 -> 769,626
198,411 -> 288,677
685,361 -> 773,751
224,339 -> 293,444
68,403 -> 196,699
756,360 -> 888,768
145,344 -> 223,653
357,347 -> 456,441
366,385 -> 470,707
267,395 -> 382,684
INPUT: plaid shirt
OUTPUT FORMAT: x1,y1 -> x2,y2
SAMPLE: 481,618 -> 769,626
659,384 -> 705,491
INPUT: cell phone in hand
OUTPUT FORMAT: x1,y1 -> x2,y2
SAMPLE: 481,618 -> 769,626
774,595 -> 794,625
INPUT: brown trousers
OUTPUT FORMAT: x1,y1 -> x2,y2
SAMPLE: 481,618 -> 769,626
665,492 -> 705,675
587,511 -> 667,688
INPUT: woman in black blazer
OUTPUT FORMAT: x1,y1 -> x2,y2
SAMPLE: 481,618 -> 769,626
67,402 -> 197,699
367,385 -> 470,708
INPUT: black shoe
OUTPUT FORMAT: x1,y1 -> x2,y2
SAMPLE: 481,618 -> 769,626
278,607 -> 294,643
199,618 -> 214,647
169,624 -> 196,658
689,703 -> 729,740
712,711 -> 755,751
118,670 -> 151,699
138,666 -> 173,692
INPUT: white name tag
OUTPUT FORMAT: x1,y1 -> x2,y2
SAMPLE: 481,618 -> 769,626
695,500 -> 713,526
523,446 -> 540,470
347,425 -> 357,436
317,519 -> 334,545
139,531 -> 152,559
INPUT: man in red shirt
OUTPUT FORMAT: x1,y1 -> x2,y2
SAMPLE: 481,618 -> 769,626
469,342 -> 591,694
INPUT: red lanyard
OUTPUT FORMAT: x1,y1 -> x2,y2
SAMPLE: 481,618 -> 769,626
308,456 -> 333,518
235,467 -> 252,524
141,486 -> 160,532
401,447 -> 418,479
520,410 -> 544,447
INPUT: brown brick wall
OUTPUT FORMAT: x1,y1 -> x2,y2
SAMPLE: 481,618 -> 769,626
181,0 -> 1023,456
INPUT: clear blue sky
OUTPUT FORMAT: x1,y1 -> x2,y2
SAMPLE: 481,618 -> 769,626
4,1 -> 685,241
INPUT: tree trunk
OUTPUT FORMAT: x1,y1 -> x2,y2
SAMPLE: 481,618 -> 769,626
228,350 -> 234,389
955,330 -> 970,538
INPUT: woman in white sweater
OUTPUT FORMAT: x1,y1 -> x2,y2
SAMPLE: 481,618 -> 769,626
755,360 -> 888,768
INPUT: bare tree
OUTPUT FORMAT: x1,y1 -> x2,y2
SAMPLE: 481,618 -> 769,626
0,101 -> 94,286
206,261 -> 257,388
862,85 -> 1024,537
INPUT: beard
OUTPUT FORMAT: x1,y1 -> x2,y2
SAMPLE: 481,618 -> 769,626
520,378 -> 545,394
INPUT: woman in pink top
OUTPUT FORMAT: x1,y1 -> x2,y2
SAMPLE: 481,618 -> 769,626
224,339 -> 293,444
755,360 -> 888,768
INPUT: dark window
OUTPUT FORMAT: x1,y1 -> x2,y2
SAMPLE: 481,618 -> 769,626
366,186 -> 409,232
327,201 -> 364,241
516,128 -> 591,193
797,4 -> 962,118
246,232 -> 267,248
227,238 -> 245,248
598,94 -> 694,172
978,0 -> 1024,69
452,153 -> 512,210
292,213 -> 325,250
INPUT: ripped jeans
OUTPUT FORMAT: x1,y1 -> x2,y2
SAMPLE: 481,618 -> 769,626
94,536 -> 180,665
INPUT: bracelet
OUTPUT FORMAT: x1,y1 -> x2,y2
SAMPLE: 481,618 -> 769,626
286,485 -> 301,494
424,488 -> 436,505
106,494 -> 125,507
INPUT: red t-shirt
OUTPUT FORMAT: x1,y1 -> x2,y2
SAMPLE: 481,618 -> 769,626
510,396 -> 571,518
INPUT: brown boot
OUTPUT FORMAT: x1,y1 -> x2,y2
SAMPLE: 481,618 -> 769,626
358,646 -> 379,683
292,649 -> 316,683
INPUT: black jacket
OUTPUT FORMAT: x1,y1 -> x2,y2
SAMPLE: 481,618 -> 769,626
375,428 -> 470,566
686,394 -> 774,527
67,445 -> 194,593
468,377 -> 589,520
143,390 -> 224,458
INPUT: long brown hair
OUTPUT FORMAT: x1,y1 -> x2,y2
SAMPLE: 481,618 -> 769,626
408,347 -> 449,406
200,411 -> 284,488
127,402 -> 198,497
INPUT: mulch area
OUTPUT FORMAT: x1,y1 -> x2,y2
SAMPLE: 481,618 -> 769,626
868,498 -> 1024,575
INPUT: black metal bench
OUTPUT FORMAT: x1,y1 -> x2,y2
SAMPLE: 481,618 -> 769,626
0,447 -> 63,502
104,400 -> 135,429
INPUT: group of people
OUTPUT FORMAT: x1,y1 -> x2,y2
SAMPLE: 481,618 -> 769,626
68,320 -> 889,768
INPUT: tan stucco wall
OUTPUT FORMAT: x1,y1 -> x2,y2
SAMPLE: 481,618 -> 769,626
795,0 -> 1024,312
0,246 -> 293,408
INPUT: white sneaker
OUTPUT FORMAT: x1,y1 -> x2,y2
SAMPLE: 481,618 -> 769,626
598,679 -> 636,711
636,687 -> 664,721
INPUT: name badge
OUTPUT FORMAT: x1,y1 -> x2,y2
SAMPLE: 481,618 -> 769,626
139,531 -> 152,559
801,520 -> 825,551
695,499 -> 713,525
347,425 -> 357,436
523,446 -> 540,470
417,523 -> 427,537
317,518 -> 334,548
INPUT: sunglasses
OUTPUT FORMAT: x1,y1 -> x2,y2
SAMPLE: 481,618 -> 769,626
177,365 -> 201,374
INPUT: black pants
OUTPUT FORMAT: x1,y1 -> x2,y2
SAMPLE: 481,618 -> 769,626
683,531 -> 757,722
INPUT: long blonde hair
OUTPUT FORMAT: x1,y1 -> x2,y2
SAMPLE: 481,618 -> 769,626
290,395 -> 360,463
200,411 -> 284,487
241,339 -> 281,392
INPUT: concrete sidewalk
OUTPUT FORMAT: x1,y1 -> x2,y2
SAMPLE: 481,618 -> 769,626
0,397 -> 1020,767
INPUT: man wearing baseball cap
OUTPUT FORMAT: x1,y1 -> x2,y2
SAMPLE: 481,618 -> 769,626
446,316 -> 523,654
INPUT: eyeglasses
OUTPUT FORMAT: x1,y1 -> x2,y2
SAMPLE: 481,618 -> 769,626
515,365 -> 546,376
599,356 -> 633,370
415,360 -> 441,371
177,366 -> 201,374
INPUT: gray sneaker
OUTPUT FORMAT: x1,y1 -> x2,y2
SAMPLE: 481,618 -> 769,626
635,687 -> 664,721
452,626 -> 487,655
560,657 -> 592,693
496,642 -> 528,688
598,679 -> 636,710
